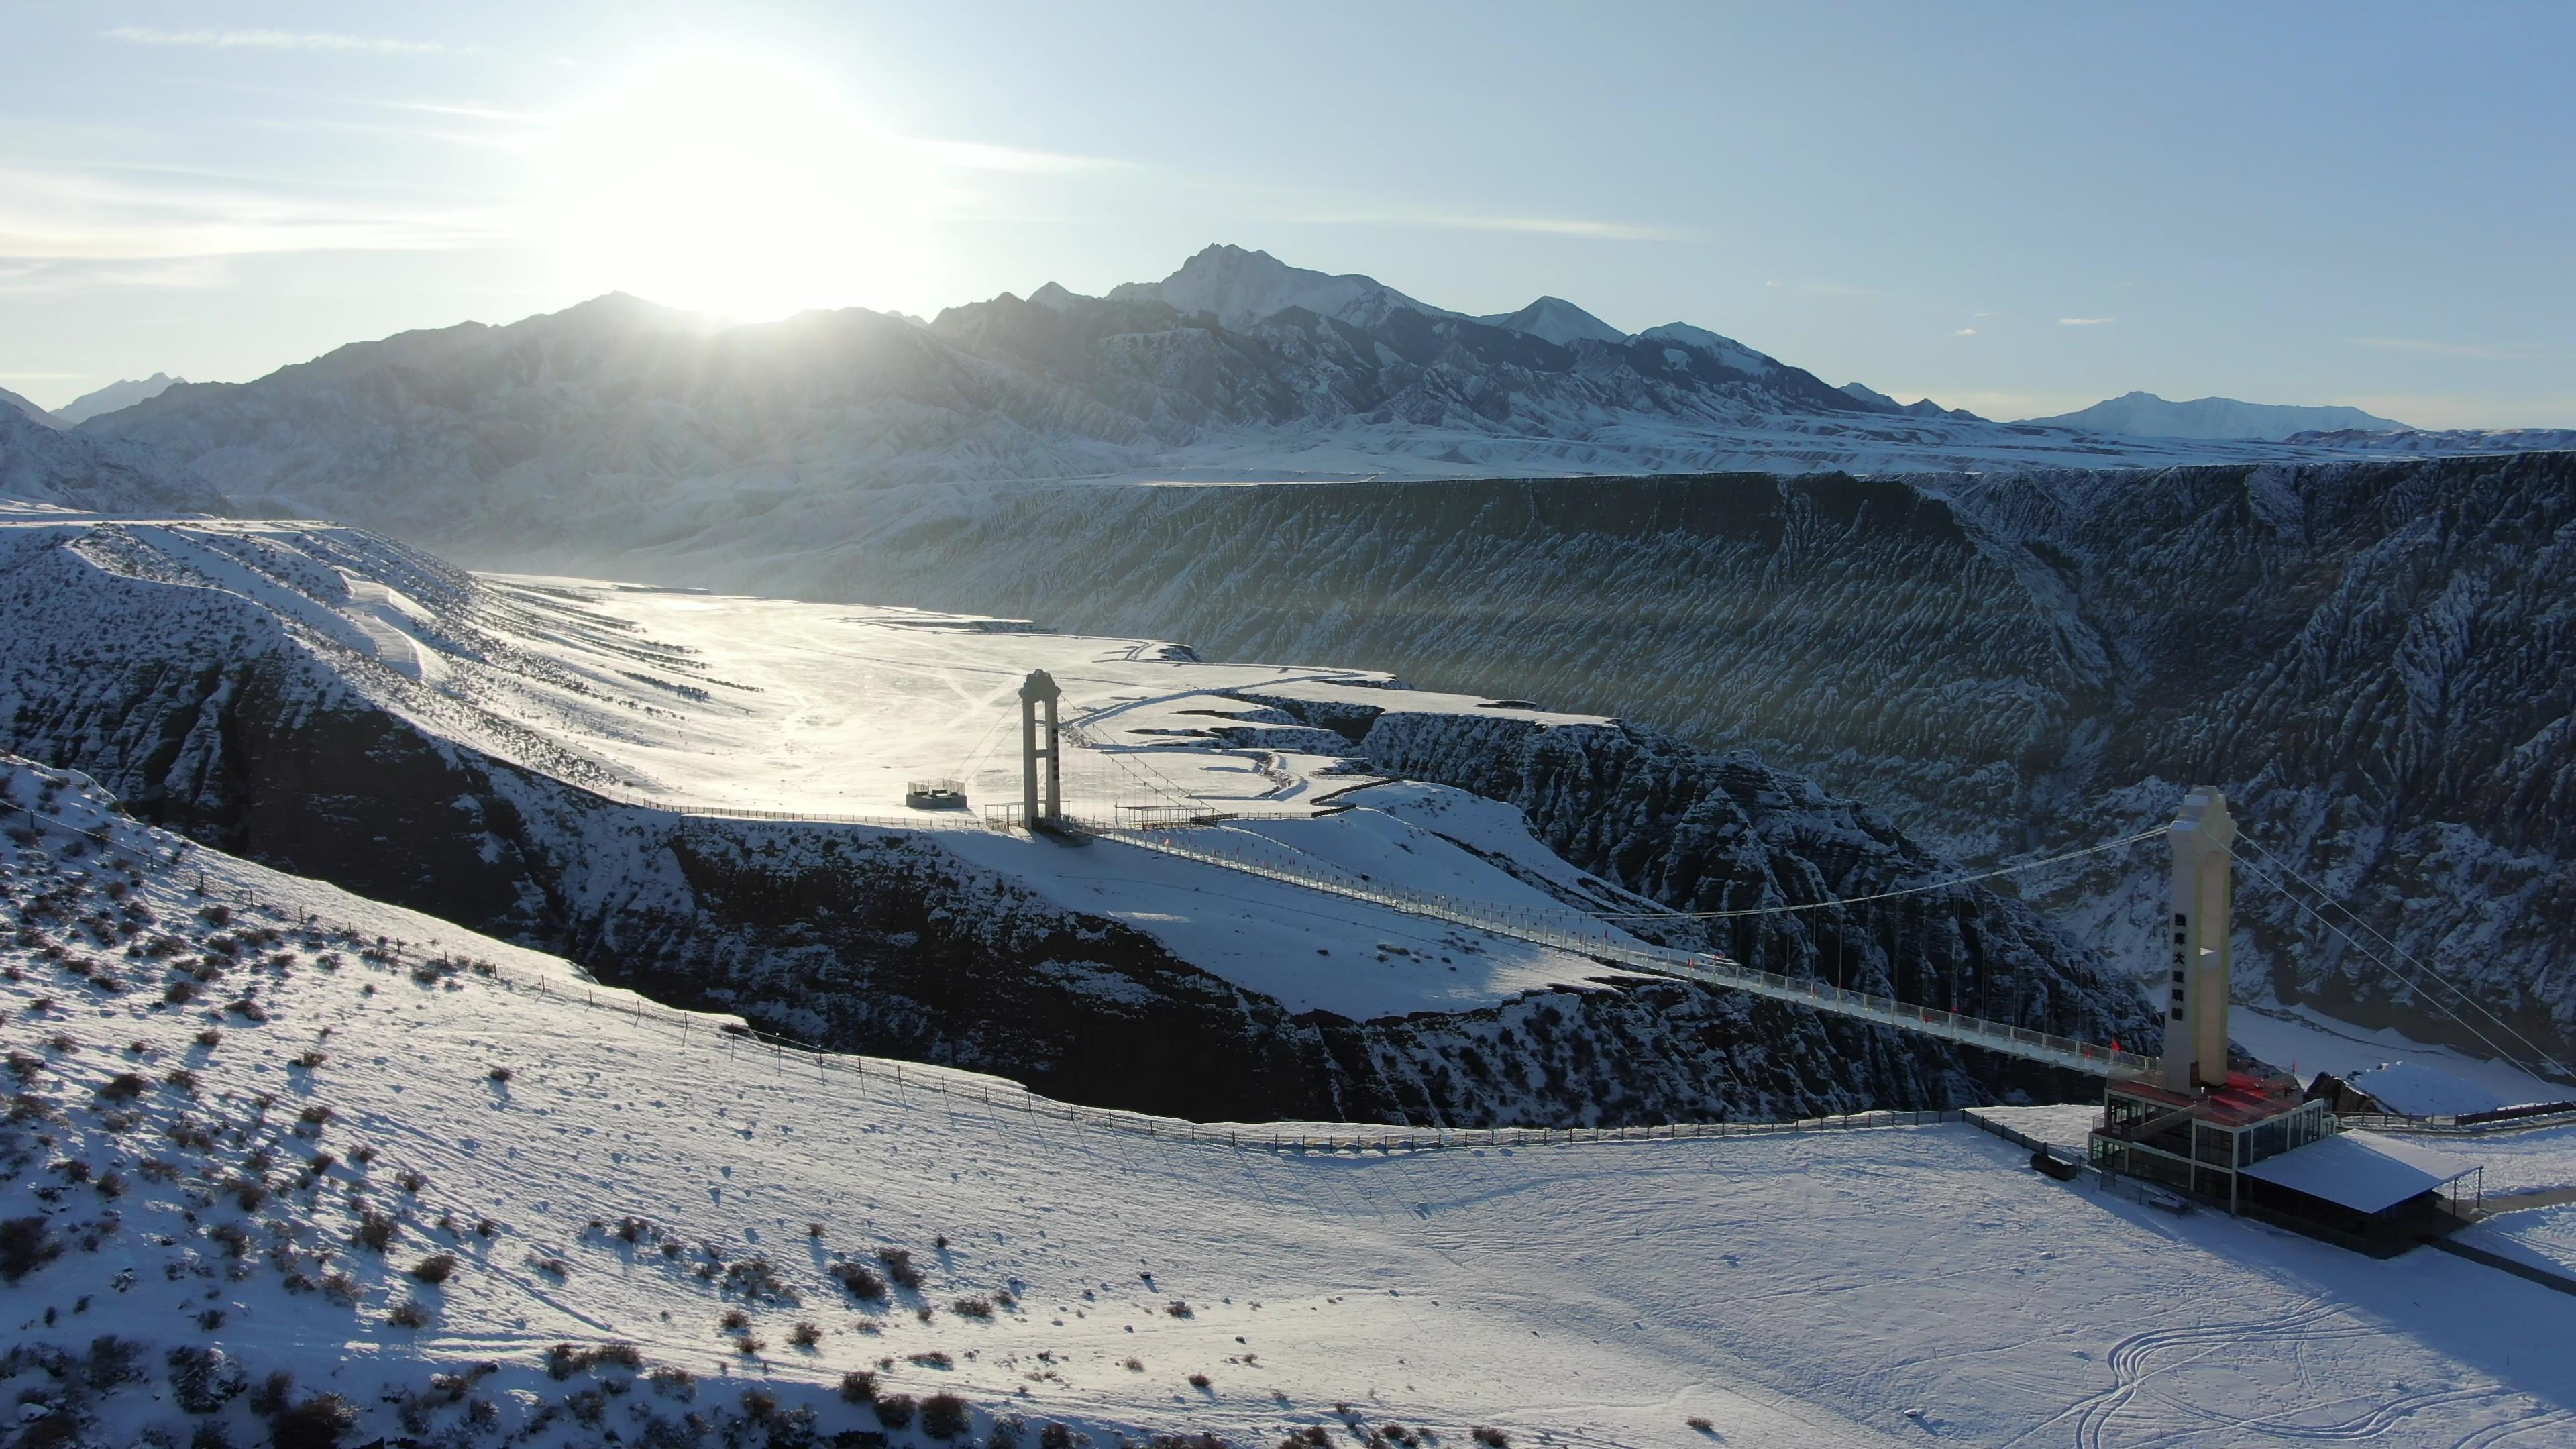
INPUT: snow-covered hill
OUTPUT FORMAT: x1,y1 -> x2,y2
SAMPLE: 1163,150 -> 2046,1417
2020,391 -> 2409,440
67,244 -> 2500,566
5,753 -> 2573,1449
0,514 -> 2154,1126
0,405 -> 229,517
52,372 -> 185,427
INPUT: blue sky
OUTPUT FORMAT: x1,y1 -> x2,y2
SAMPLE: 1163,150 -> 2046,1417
3,1 -> 2570,426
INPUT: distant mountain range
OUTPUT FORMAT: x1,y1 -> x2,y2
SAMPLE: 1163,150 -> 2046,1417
7,243 -> 2561,564
54,371 -> 184,426
2017,390 -> 2410,441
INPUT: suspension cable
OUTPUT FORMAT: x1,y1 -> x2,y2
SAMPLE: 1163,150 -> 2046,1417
1593,824 -> 2173,920
2230,835 -> 2573,1083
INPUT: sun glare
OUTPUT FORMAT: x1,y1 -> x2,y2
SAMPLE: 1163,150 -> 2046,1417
540,54 -> 936,321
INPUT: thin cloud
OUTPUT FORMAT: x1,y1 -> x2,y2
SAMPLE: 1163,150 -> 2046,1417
1954,327 -> 1978,336
105,26 -> 446,54
2057,316 -> 2116,326
0,164 -> 514,262
1300,208 -> 1680,241
0,258 -> 231,294
2352,336 -> 2544,362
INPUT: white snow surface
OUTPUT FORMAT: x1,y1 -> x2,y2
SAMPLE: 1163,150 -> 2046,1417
7,755 -> 2576,1448
2341,1061 -> 2513,1118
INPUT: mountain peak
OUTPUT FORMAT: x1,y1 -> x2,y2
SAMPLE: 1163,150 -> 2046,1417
1480,296 -> 1627,347
54,372 -> 186,427
1110,244 -> 1456,331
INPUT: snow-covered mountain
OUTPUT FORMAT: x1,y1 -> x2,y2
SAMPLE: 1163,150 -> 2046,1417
68,244 -> 2507,563
1104,242 -> 1462,330
1839,381 -> 1984,421
2021,390 -> 2409,440
0,402 -> 229,515
52,370 -> 184,425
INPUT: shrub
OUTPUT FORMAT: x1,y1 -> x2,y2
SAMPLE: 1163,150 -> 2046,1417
908,1351 -> 954,1369
248,1371 -> 296,1416
486,1066 -> 512,1083
839,1371 -> 879,1404
875,1246 -> 923,1289
648,1366 -> 696,1398
1042,1425 -> 1076,1449
719,1308 -> 750,1331
1472,1431 -> 1509,1448
168,1345 -> 246,1413
2,1214 -> 63,1281
1165,1299 -> 1193,1318
789,1320 -> 822,1348
354,1211 -> 396,1252
97,1071 -> 147,1100
921,1393 -> 973,1440
410,1252 -> 459,1284
230,1179 -> 269,1212
952,1295 -> 994,1319
1187,1373 -> 1212,1390
1686,1419 -> 1714,1433
741,1388 -> 779,1422
830,1260 -> 888,1300
348,1144 -> 377,1165
874,1393 -> 918,1430
268,1393 -> 358,1449
166,979 -> 197,1004
195,1028 -> 222,1047
295,1049 -> 327,1069
297,1104 -> 332,1129
387,1300 -> 431,1329
86,1333 -> 147,1390
396,1169 -> 426,1193
165,1067 -> 199,1093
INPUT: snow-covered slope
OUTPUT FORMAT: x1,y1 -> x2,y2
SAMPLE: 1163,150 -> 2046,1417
0,515 -> 2153,1126
52,372 -> 185,427
5,754 -> 2572,1449
2020,391 -> 2408,440
0,404 -> 229,516
0,385 -> 62,429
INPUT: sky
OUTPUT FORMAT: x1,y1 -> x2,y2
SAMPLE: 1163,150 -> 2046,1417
3,1 -> 2571,427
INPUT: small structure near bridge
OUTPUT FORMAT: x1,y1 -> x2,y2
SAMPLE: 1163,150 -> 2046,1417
904,778 -> 968,810
2088,784 -> 2484,1254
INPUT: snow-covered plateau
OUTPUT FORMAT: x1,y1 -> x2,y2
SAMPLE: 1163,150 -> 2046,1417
0,514 -> 2153,1128
5,755 -> 2576,1449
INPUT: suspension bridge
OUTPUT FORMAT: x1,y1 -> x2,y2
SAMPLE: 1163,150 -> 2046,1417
986,669 -> 2573,1095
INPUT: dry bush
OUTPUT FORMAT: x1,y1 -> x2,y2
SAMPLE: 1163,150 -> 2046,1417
409,1253 -> 458,1285
921,1392 -> 973,1440
875,1245 -> 923,1289
839,1371 -> 878,1404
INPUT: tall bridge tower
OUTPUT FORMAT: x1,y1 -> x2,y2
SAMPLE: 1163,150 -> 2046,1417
1019,669 -> 1062,825
2163,785 -> 2236,1093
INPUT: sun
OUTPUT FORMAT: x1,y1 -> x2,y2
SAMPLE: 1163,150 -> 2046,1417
539,54 -> 936,321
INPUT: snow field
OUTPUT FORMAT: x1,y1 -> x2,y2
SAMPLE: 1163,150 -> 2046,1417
9,760 -> 2576,1448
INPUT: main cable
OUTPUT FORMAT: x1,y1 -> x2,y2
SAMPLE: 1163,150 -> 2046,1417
2231,833 -> 2573,1084
1592,825 -> 2172,920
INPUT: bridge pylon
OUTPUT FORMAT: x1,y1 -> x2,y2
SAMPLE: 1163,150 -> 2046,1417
2163,785 -> 2236,1093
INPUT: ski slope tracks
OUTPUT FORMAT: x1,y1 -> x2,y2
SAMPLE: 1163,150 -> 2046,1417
7,756 -> 2576,1448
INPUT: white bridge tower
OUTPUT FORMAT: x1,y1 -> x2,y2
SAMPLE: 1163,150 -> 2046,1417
1019,669 -> 1062,825
2163,785 -> 2236,1093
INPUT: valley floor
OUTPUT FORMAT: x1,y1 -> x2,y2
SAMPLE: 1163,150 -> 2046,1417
7,761 -> 2576,1448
